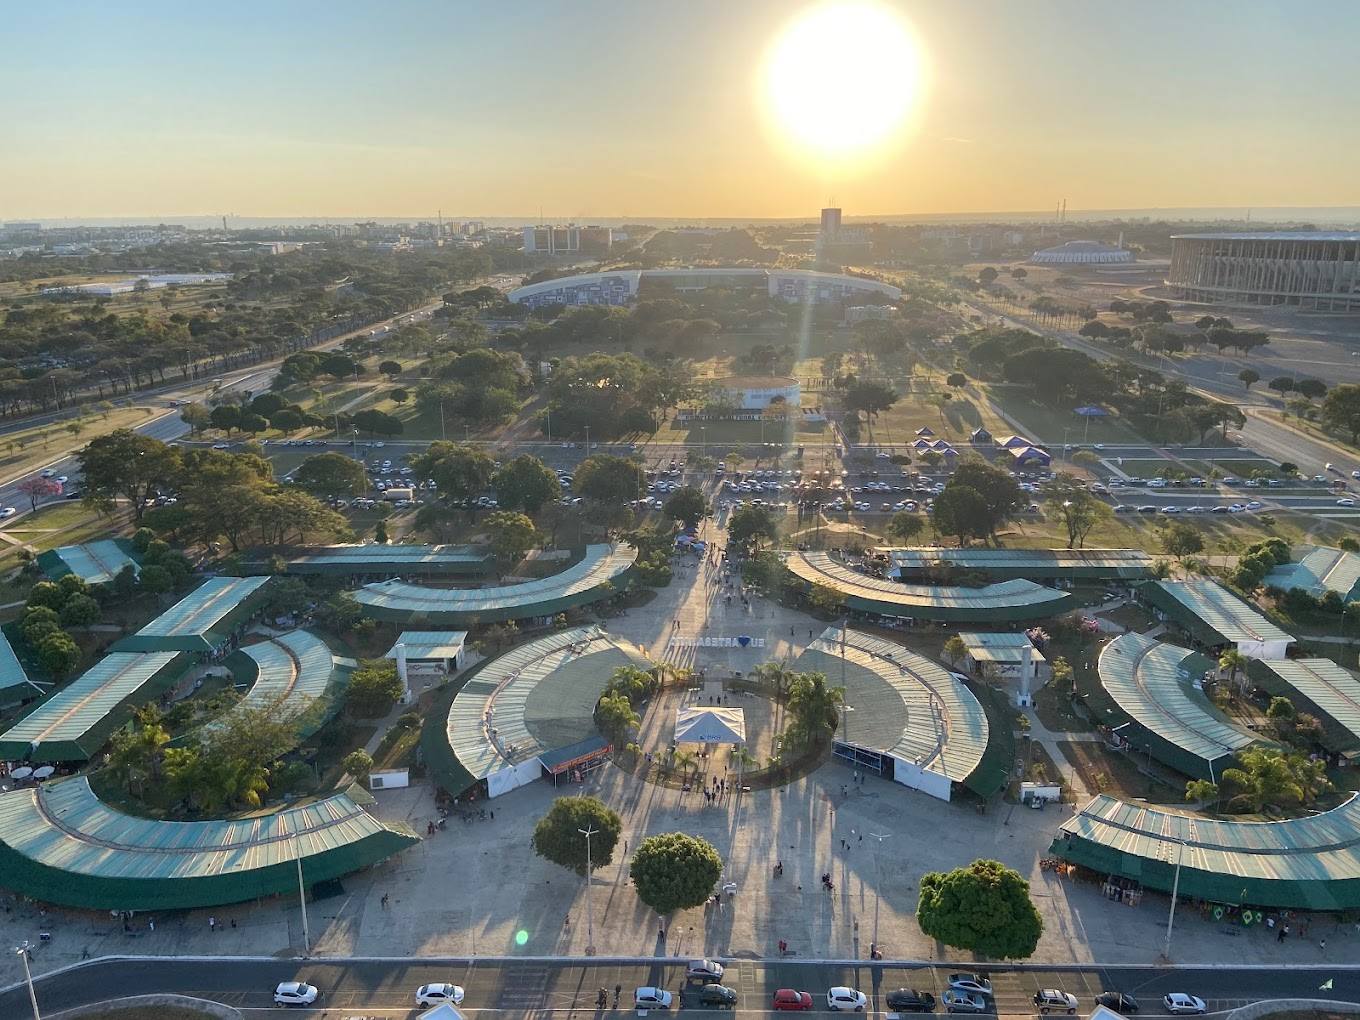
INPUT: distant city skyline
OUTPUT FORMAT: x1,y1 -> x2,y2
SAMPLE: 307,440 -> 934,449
4,0 -> 1357,220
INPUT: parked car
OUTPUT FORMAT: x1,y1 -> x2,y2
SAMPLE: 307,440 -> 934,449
1095,992 -> 1140,1014
942,991 -> 988,1014
1163,994 -> 1206,1015
771,988 -> 814,1011
635,987 -> 673,1010
416,984 -> 464,1006
827,987 -> 868,1012
274,982 -> 320,1007
686,959 -> 725,983
696,985 -> 738,1008
1033,989 -> 1079,1014
886,988 -> 937,1012
947,975 -> 993,997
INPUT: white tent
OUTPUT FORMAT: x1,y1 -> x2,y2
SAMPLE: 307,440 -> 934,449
419,1003 -> 467,1020
674,706 -> 747,744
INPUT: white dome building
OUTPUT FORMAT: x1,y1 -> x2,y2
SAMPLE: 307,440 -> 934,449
1029,241 -> 1134,265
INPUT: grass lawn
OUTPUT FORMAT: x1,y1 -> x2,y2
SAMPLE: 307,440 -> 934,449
1179,458 -> 1280,478
1055,738 -> 1185,803
1034,683 -> 1096,734
0,405 -> 167,483
989,389 -> 1147,446
1110,458 -> 1182,476
0,503 -> 129,560
651,418 -> 829,451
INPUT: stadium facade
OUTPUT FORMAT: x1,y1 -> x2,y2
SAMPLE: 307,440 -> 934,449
508,268 -> 901,309
1167,232 -> 1360,310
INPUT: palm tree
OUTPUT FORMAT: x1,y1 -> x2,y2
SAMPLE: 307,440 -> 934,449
753,660 -> 796,694
787,671 -> 846,747
673,749 -> 698,781
1218,649 -> 1249,693
1221,748 -> 1303,813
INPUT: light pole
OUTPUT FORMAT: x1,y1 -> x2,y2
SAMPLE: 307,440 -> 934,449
296,855 -> 311,958
700,426 -> 706,459
1162,839 -> 1186,959
869,832 -> 890,945
584,425 -> 591,454
579,824 -> 598,955
440,401 -> 447,442
15,942 -> 40,1020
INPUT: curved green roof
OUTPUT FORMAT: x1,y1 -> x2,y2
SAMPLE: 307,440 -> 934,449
1053,793 -> 1360,910
118,576 -> 273,653
785,552 -> 1071,622
0,777 -> 419,911
353,544 -> 637,624
36,539 -> 139,586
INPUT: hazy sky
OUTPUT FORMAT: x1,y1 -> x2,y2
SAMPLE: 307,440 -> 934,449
4,0 -> 1357,220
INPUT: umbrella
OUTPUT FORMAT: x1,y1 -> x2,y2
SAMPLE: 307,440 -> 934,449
10,766 -> 32,780
32,766 -> 55,780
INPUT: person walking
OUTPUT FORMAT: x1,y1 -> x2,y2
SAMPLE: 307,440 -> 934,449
1320,938 -> 1327,951
208,916 -> 216,932
1278,924 -> 1288,942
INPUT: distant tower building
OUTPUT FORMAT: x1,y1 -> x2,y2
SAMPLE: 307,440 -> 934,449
820,207 -> 842,244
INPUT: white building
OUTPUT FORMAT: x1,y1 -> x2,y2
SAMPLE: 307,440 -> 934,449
712,376 -> 801,410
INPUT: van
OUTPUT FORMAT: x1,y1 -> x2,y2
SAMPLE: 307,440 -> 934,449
384,487 -> 415,501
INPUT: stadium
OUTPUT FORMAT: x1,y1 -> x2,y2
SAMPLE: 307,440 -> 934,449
1167,231 -> 1360,310
508,268 -> 901,309
1028,240 -> 1134,265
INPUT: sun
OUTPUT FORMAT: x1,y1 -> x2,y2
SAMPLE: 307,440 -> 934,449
763,2 -> 924,161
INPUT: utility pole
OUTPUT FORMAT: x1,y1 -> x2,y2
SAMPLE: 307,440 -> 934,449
579,824 -> 598,956
15,943 -> 40,1020
296,856 -> 311,957
1162,839 -> 1186,959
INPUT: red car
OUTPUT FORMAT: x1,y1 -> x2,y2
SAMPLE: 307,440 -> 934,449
773,988 -> 814,1011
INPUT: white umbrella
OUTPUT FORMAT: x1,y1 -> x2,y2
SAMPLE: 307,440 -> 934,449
32,766 -> 55,780
10,767 -> 32,780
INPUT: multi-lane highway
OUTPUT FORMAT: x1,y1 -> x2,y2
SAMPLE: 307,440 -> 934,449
2,956 -> 1354,1017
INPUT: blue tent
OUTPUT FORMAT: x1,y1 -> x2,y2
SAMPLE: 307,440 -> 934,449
970,428 -> 994,444
1075,405 -> 1111,417
915,426 -> 935,437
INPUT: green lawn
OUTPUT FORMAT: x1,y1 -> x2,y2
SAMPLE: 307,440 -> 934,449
988,389 -> 1147,446
650,418 -> 828,451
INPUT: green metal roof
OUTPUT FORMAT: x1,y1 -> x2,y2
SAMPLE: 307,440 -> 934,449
385,631 -> 469,661
444,626 -> 650,780
281,543 -> 494,576
1098,632 -> 1265,779
118,576 -> 273,653
1251,657 -> 1360,756
793,626 -> 990,789
785,552 -> 1072,622
958,632 -> 1047,665
1138,579 -> 1294,648
0,628 -> 36,707
204,630 -> 353,748
0,776 -> 420,911
886,547 -> 1153,581
353,544 -> 637,624
0,652 -> 187,761
1052,792 -> 1360,910
1266,546 -> 1360,603
36,540 -> 139,586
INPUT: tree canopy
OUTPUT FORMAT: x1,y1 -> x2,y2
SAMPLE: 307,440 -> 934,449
293,452 -> 369,498
630,832 -> 723,915
493,454 -> 561,515
917,858 -> 1044,959
531,795 -> 623,878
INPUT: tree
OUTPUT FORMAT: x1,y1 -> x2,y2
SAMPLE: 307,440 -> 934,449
209,404 -> 241,435
886,510 -> 926,544
493,454 -> 562,515
978,267 -> 999,286
664,486 -> 708,528
17,477 -> 61,510
729,506 -> 778,555
38,632 -> 81,679
59,593 -> 101,628
78,430 -> 182,522
786,670 -> 845,746
341,749 -> 373,779
951,457 -> 1024,538
1266,696 -> 1296,722
1185,779 -> 1219,806
1042,475 -> 1112,549
1161,521 -> 1205,560
238,411 -> 268,434
180,402 -> 212,436
379,360 -> 402,378
932,484 -> 990,547
946,372 -> 968,389
917,858 -> 1043,959
390,388 -> 409,405
1238,368 -> 1260,390
573,453 -> 645,505
531,795 -> 623,878
1268,376 -> 1296,397
411,441 -> 496,509
1296,378 -> 1328,401
138,564 -> 173,596
1218,648 -> 1249,691
347,661 -> 404,717
1010,267 -> 1028,281
630,832 -> 723,916
1221,747 -> 1303,813
1322,385 -> 1360,443
806,582 -> 844,615
294,452 -> 369,498
269,408 -> 304,433
485,510 -> 539,563
942,635 -> 967,666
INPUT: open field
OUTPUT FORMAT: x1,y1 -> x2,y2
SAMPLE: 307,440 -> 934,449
0,405 -> 165,484
1056,738 -> 1184,804
990,389 -> 1147,446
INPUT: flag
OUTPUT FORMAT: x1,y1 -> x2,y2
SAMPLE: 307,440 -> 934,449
1320,980 -> 1333,991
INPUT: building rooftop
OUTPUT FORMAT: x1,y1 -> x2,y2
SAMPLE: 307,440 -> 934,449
1252,658 -> 1360,757
119,576 -> 273,652
886,547 -> 1153,578
386,631 -> 469,662
0,629 -> 36,705
36,540 -> 139,586
1265,546 -> 1360,603
209,631 -> 353,749
281,544 -> 494,575
712,376 -> 800,388
1173,232 -> 1360,242
957,632 -> 1047,664
1139,579 -> 1294,647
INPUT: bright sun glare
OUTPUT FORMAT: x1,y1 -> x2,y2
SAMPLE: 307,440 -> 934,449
765,2 -> 923,159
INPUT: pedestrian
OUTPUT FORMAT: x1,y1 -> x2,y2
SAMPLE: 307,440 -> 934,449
231,918 -> 237,929
209,916 -> 216,932
790,626 -> 795,636
659,925 -> 666,941
81,946 -> 90,959
858,833 -> 863,843
1278,925 -> 1288,942
565,914 -> 571,929
1320,939 -> 1327,951
490,811 -> 494,821
853,770 -> 859,784
381,894 -> 389,909
148,919 -> 155,933
624,839 -> 629,854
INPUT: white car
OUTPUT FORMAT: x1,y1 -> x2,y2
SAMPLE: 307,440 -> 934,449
40,469 -> 56,478
948,974 -> 993,996
635,987 -> 673,1010
212,442 -> 230,450
274,981 -> 320,1007
1339,498 -> 1357,507
0,508 -> 15,519
55,476 -> 67,484
827,986 -> 868,1011
686,958 -> 725,983
416,983 -> 465,1006
1163,993 -> 1206,1015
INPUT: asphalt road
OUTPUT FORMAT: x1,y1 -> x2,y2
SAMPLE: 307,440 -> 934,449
4,956 -> 1354,1017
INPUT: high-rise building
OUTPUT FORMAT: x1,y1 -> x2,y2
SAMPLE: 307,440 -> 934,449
820,207 -> 842,242
523,224 -> 612,254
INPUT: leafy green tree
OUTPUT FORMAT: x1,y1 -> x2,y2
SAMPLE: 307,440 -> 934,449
493,454 -> 562,515
806,582 -> 844,615
1161,521 -> 1205,560
1185,779 -> 1219,805
1221,747 -> 1304,813
341,749 -> 374,778
978,267 -> 999,286
1218,648 -> 1249,691
390,388 -> 409,405
631,832 -> 724,916
412,441 -> 496,510
138,564 -> 173,596
38,632 -> 81,679
1268,376 -> 1296,397
729,506 -> 778,555
946,372 -> 968,388
1266,696 -> 1296,722
950,456 -> 1024,538
1042,474 -> 1113,549
663,486 -> 708,528
78,430 -> 182,522
1322,384 -> 1360,443
209,404 -> 241,435
1340,537 -> 1360,553
374,517 -> 389,544
59,594 -> 101,628
348,661 -> 404,717
20,605 -> 61,646
25,582 -> 67,612
531,796 -> 622,878
597,691 -> 641,744
1296,378 -> 1328,401
786,670 -> 845,746
238,411 -> 268,434
917,858 -> 1044,959
574,453 -> 645,505
1238,368 -> 1260,390
886,510 -> 926,544
942,635 -> 967,666
932,484 -> 990,547
180,402 -> 212,435
379,360 -> 402,378
484,510 -> 539,563
294,452 -> 369,497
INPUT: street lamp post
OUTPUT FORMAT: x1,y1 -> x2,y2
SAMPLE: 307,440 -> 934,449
440,401 -> 447,442
579,824 -> 598,956
1162,839 -> 1186,959
584,425 -> 591,454
15,943 -> 39,1020
869,832 -> 890,945
297,855 -> 311,958
700,426 -> 706,459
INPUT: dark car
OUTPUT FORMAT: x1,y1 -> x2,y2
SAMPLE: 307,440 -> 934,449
886,988 -> 937,1012
1096,992 -> 1140,1014
696,985 -> 738,1009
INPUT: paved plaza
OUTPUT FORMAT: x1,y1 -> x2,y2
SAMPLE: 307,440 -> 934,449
1,518 -> 1353,984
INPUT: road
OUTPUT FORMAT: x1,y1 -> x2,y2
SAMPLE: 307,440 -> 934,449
3,956 -> 1354,1017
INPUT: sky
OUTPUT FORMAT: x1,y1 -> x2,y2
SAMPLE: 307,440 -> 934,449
3,0 -> 1358,221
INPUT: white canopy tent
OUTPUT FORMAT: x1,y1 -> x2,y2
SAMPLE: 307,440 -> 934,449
674,706 -> 747,745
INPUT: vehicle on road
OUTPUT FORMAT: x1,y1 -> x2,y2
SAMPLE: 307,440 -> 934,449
1163,994 -> 1206,1015
274,982 -> 319,1007
771,988 -> 814,1011
696,985 -> 738,1008
1034,989 -> 1079,1014
947,975 -> 993,997
1339,498 -> 1356,507
212,442 -> 230,450
0,508 -> 16,519
942,991 -> 988,1014
1095,992 -> 1140,1013
635,987 -> 673,1010
827,986 -> 868,1011
40,469 -> 56,478
415,983 -> 465,1006
886,988 -> 937,1012
686,959 -> 725,983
